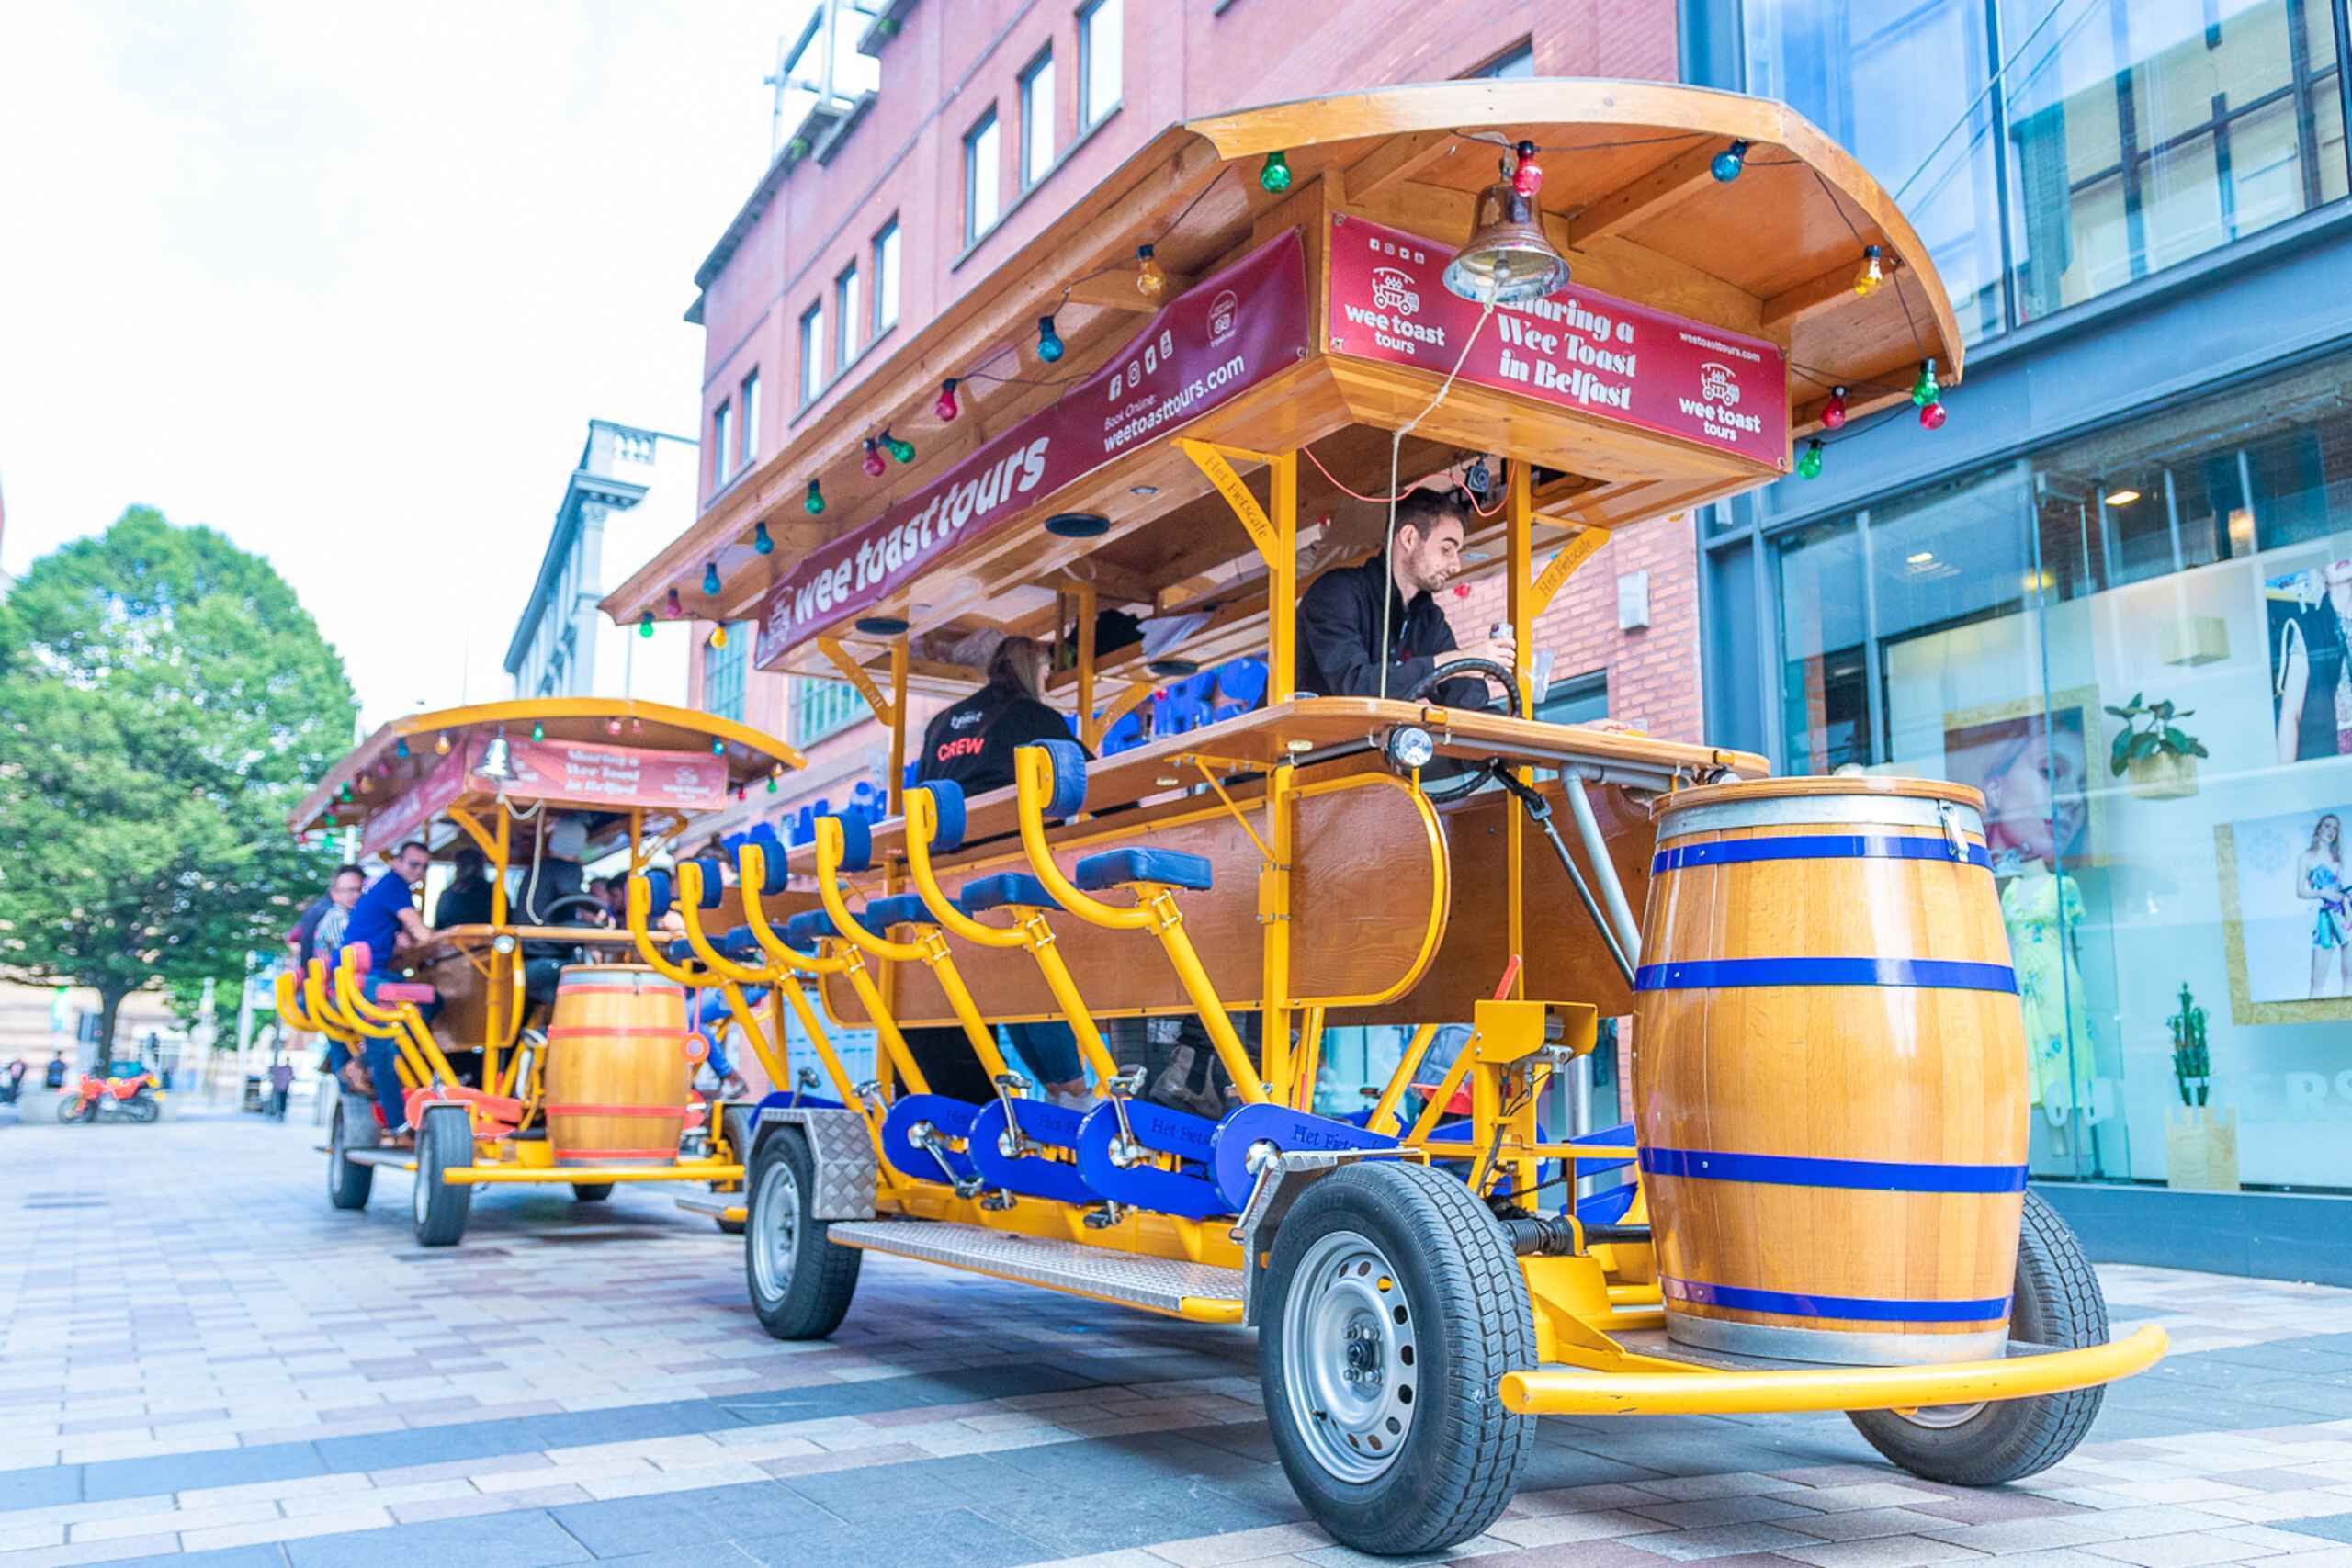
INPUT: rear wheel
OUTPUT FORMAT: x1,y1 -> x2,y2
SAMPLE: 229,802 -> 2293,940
746,1126 -> 861,1339
570,1183 -> 615,1202
1260,1161 -> 1535,1557
56,1095 -> 89,1124
1849,1190 -> 2108,1484
411,1105 -> 475,1247
328,1100 -> 375,1210
126,1093 -> 160,1123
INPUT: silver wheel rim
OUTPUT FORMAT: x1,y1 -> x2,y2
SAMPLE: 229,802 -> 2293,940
751,1155 -> 802,1304
1280,1229 -> 1417,1483
330,1107 -> 345,1196
413,1127 -> 433,1224
1895,1402 -> 1987,1429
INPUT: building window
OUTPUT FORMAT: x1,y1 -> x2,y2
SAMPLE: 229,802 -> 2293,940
702,625 -> 749,723
835,265 -> 861,367
1468,40 -> 1534,78
965,108 -> 1001,243
1020,49 -> 1056,188
792,675 -> 869,745
737,370 -> 759,469
710,400 -> 734,486
872,218 -> 900,334
798,302 -> 824,406
1080,0 -> 1122,130
1534,669 -> 1608,725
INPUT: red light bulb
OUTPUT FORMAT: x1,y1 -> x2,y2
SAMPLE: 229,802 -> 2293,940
1823,386 -> 1849,431
1510,141 -> 1543,198
862,438 -> 887,478
1919,400 -> 1949,431
933,378 -> 959,422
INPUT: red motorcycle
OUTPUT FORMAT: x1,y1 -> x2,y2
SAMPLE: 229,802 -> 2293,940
57,1072 -> 161,1124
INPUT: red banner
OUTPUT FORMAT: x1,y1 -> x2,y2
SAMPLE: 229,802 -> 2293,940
755,230 -> 1312,669
1326,215 -> 1789,468
485,738 -> 729,812
360,744 -> 468,860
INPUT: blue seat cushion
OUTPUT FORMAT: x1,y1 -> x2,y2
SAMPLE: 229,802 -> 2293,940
1073,847 -> 1214,893
958,873 -> 1059,913
1022,739 -> 1089,819
783,909 -> 839,948
863,894 -> 937,930
830,813 -> 874,873
689,856 -> 726,908
918,780 -> 967,852
664,935 -> 694,963
747,823 -> 793,897
717,925 -> 762,961
640,869 -> 673,920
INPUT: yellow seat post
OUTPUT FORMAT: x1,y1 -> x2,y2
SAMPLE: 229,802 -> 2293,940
1009,749 -> 1268,1105
902,787 -> 1117,1088
730,845 -> 881,1110
335,953 -> 450,1091
674,860 -> 793,1091
316,959 -> 422,1094
813,817 -> 1013,1085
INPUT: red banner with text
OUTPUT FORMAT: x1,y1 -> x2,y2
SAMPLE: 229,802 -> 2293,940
754,229 -> 1311,670
485,738 -> 729,813
1326,214 -> 1789,468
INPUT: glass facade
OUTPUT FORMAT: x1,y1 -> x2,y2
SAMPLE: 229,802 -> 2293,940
1746,0 -> 2349,342
702,625 -> 749,723
792,674 -> 869,745
1766,355 -> 2352,1193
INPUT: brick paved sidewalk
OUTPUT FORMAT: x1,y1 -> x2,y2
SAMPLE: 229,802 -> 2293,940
2,1114 -> 2349,1568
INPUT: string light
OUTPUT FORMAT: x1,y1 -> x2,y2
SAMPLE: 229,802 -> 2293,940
531,721 -> 545,740
1920,399 -> 1949,431
709,625 -> 728,650
605,716 -> 623,736
753,521 -> 773,555
1911,358 -> 1940,406
1135,243 -> 1167,300
1711,139 -> 1749,182
805,479 -> 826,514
639,612 -> 655,638
767,765 -> 782,794
710,739 -> 726,756
394,738 -> 410,760
882,429 -> 915,464
1797,438 -> 1825,479
1823,386 -> 1849,430
358,775 -> 373,794
435,732 -> 451,756
933,378 -> 960,422
702,561 -> 722,595
1259,150 -> 1292,193
666,587 -> 684,617
1510,141 -> 1543,197
1035,315 -> 1064,363
862,437 -> 887,478
1854,244 -> 1885,297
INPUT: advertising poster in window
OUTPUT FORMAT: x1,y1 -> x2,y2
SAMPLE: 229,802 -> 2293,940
2268,557 -> 2352,766
1939,691 -> 2102,874
2218,804 -> 2352,1023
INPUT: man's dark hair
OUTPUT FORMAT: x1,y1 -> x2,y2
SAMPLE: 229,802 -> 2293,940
333,863 -> 364,883
396,840 -> 429,860
1391,487 -> 1468,542
450,845 -> 485,878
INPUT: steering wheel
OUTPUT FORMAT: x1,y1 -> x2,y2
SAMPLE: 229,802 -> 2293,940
1388,657 -> 1523,803
528,893 -> 611,959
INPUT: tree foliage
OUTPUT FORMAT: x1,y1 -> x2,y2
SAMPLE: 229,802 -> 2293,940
0,507 -> 356,1058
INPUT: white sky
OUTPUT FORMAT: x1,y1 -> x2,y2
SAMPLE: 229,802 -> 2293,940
0,2 -> 811,727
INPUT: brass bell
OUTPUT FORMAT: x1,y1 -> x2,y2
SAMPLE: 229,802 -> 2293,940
1443,181 -> 1569,306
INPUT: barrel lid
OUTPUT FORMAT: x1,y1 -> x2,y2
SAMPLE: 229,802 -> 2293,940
1653,775 -> 1986,822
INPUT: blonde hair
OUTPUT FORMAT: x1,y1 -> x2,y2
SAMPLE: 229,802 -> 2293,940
988,636 -> 1045,701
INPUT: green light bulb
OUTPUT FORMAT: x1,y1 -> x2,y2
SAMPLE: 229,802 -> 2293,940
1260,151 -> 1292,194
1796,439 -> 1825,480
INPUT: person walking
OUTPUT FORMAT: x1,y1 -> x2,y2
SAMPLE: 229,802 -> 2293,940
266,1055 -> 294,1120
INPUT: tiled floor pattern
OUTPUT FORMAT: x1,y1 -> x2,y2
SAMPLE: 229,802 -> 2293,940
2,1113 -> 2349,1567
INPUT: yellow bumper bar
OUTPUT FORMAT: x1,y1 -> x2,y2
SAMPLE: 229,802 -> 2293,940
1499,1325 -> 2168,1416
439,1161 -> 743,1186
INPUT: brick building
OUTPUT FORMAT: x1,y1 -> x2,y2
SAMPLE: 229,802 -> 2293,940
677,0 -> 1697,842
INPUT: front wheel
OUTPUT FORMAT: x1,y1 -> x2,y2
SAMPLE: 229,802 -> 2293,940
411,1105 -> 475,1247
56,1096 -> 90,1124
746,1127 -> 861,1339
126,1094 -> 160,1123
327,1100 -> 374,1210
1259,1160 -> 1535,1557
1849,1190 -> 2108,1484
570,1182 -> 615,1203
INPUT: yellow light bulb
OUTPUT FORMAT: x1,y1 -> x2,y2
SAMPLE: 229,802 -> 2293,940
1136,247 -> 1168,300
709,625 -> 728,650
1853,244 -> 1885,298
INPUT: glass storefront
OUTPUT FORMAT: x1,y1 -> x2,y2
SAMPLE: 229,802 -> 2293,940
1771,354 -> 2352,1193
1745,0 -> 2348,343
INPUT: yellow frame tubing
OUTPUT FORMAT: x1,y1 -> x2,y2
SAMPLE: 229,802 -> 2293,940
1503,462 -> 1535,1002
732,845 -> 881,1111
312,960 -> 424,1099
903,787 -> 1120,1088
445,802 -> 518,1079
1010,747 -> 1268,1104
335,953 -> 460,1092
673,862 -> 793,1089
1367,1022 -> 1441,1136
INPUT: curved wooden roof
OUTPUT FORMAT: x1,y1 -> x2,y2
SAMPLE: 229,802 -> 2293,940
604,80 -> 1958,692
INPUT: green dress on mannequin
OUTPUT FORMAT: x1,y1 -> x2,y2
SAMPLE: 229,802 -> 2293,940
2000,863 -> 2097,1114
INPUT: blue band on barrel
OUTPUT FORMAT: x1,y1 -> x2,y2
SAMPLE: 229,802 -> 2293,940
1652,835 -> 1990,874
1633,957 -> 2018,994
1663,1276 -> 2012,1324
1641,1146 -> 2029,1193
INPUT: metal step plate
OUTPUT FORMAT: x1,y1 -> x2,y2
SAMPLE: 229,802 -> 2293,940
828,1220 -> 1244,1315
674,1194 -> 744,1221
344,1149 -> 417,1171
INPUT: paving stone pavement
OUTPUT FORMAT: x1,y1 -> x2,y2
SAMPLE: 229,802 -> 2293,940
3,1111 -> 2351,1568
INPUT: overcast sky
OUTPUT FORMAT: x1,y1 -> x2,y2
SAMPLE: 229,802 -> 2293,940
0,2 -> 808,727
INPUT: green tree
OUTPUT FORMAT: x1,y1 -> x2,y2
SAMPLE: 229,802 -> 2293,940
0,507 -> 356,1064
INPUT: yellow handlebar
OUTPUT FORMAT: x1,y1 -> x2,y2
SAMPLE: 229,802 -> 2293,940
1012,749 -> 1150,931
735,844 -> 843,977
813,818 -> 927,963
675,861 -> 775,987
903,789 -> 1026,951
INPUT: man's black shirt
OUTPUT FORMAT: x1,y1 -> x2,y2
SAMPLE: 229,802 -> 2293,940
434,875 -> 494,930
917,682 -> 1085,797
1295,555 -> 1470,703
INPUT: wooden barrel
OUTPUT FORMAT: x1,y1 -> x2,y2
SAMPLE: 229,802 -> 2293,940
1632,778 -> 2028,1366
543,965 -> 691,1167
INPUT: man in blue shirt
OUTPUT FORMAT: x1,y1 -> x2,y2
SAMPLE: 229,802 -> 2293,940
337,840 -> 436,1145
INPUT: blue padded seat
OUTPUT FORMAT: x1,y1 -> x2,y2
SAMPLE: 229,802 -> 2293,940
667,926 -> 762,964
783,909 -> 840,949
1073,847 -> 1214,893
664,936 -> 694,963
746,823 -> 793,896
958,873 -> 1059,913
862,894 -> 937,930
914,780 -> 967,852
641,868 -> 673,920
688,856 -> 726,908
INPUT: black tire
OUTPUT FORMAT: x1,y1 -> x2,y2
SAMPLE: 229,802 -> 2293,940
412,1105 -> 475,1247
1259,1160 -> 1535,1557
570,1183 -> 615,1202
127,1094 -> 160,1124
328,1100 -> 376,1210
56,1096 -> 89,1124
745,1126 -> 861,1339
716,1106 -> 757,1235
1849,1189 -> 2109,1484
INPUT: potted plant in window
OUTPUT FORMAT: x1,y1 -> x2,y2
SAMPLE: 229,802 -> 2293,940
2106,693 -> 2207,799
2161,983 -> 2238,1192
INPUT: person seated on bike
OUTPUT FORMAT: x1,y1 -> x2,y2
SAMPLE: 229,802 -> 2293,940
1296,486 -> 1516,707
521,816 -> 605,1015
435,844 -> 494,928
334,840 -> 438,1148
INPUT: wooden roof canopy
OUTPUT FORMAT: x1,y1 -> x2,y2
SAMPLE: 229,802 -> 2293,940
288,698 -> 807,842
603,79 -> 1960,701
